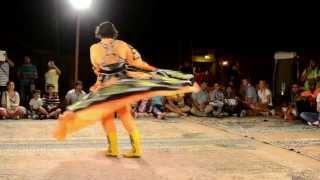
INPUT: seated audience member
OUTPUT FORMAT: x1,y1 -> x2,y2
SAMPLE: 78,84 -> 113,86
165,93 -> 190,117
256,80 -> 275,115
65,80 -> 86,106
184,93 -> 193,108
151,96 -> 166,119
130,101 -> 138,116
133,98 -> 151,118
224,85 -> 241,116
300,80 -> 320,105
300,92 -> 320,127
190,82 -> 211,117
43,84 -> 61,119
0,81 -> 26,119
281,83 -> 301,121
241,78 -> 258,115
295,80 -> 319,117
29,90 -> 49,119
239,83 -> 247,101
208,83 -> 225,117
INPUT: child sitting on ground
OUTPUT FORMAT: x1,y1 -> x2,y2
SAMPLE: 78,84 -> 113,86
29,90 -> 49,119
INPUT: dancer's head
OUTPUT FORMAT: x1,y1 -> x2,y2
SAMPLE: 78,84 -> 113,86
95,21 -> 119,40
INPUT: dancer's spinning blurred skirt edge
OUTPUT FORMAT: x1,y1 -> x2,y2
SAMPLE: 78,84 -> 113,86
53,21 -> 200,158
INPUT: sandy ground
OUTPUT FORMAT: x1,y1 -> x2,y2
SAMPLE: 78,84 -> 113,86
0,117 -> 319,180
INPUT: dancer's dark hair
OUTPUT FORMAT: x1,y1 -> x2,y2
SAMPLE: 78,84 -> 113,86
95,21 -> 119,39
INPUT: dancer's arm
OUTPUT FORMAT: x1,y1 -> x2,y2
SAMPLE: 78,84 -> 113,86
126,43 -> 157,71
90,45 -> 100,76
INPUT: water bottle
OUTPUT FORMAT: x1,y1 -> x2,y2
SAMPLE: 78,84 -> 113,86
281,81 -> 286,96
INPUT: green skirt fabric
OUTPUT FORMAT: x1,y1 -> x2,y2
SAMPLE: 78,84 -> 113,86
67,67 -> 194,112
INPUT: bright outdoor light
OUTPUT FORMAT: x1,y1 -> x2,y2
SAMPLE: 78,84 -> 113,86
69,0 -> 92,10
222,60 -> 229,66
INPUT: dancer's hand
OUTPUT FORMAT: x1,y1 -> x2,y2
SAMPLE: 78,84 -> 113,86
155,69 -> 168,77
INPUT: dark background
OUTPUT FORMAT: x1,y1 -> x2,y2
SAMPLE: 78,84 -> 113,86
0,0 -> 319,94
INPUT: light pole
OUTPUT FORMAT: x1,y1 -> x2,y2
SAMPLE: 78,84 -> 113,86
69,0 -> 92,82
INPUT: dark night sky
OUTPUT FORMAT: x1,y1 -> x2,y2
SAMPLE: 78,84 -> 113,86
1,1 -> 153,55
1,0 -> 154,92
0,1 -> 319,91
2,1 -> 319,55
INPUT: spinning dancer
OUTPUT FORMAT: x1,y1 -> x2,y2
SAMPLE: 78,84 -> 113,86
54,21 -> 199,158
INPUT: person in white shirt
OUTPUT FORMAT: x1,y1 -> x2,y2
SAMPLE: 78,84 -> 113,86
0,81 -> 26,119
0,51 -> 14,98
257,80 -> 273,106
29,90 -> 49,119
65,80 -> 86,106
255,80 -> 275,116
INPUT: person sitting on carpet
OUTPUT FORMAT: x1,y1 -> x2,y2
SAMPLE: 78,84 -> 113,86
43,84 -> 61,119
280,83 -> 301,122
208,83 -> 225,117
256,80 -> 275,116
150,96 -> 166,119
0,81 -> 26,119
241,78 -> 258,116
224,85 -> 241,117
165,93 -> 190,117
190,82 -> 211,117
133,98 -> 152,118
29,90 -> 49,119
65,80 -> 87,106
300,92 -> 320,127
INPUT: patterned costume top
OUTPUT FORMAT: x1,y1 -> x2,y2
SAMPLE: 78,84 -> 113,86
54,39 -> 199,140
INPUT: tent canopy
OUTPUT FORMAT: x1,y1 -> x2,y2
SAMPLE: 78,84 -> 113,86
274,51 -> 297,60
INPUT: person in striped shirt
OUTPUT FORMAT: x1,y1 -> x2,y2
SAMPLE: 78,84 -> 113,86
43,84 -> 61,119
0,51 -> 14,99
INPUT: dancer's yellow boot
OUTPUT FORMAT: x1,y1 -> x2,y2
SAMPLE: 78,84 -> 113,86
123,130 -> 142,158
106,132 -> 119,157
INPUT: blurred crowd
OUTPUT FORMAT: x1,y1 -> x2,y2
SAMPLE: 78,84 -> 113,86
0,54 -> 86,119
0,51 -> 320,128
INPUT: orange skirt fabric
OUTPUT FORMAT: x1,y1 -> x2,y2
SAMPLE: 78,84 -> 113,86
54,67 -> 199,140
